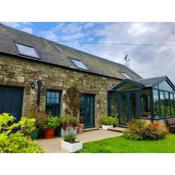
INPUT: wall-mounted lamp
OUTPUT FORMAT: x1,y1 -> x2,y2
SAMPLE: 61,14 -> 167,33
30,81 -> 36,89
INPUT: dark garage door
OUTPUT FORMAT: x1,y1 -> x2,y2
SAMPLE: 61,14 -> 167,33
0,86 -> 24,121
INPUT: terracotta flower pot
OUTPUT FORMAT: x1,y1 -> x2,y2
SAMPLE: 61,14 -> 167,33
43,128 -> 55,139
77,123 -> 84,134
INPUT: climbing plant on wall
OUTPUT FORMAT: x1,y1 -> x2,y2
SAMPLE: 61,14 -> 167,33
63,86 -> 80,117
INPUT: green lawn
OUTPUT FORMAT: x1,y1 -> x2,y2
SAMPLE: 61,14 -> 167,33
78,134 -> 175,153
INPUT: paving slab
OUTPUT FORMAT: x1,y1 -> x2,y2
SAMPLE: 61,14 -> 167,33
37,130 -> 122,153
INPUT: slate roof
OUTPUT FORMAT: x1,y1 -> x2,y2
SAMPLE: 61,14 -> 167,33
109,76 -> 175,91
0,24 -> 141,80
137,76 -> 167,87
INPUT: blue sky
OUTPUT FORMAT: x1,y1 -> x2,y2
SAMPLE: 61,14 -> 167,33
3,22 -> 175,83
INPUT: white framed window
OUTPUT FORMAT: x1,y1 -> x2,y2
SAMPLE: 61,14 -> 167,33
121,72 -> 132,79
71,59 -> 88,70
16,43 -> 40,59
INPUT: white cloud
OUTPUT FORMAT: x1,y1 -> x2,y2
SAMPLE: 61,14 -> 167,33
2,22 -> 33,34
20,27 -> 33,34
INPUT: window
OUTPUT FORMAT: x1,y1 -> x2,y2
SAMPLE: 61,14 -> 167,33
164,92 -> 170,117
140,89 -> 151,117
160,91 -> 165,116
170,93 -> 175,116
46,90 -> 61,116
121,72 -> 132,79
72,59 -> 88,70
153,89 -> 159,117
16,43 -> 40,59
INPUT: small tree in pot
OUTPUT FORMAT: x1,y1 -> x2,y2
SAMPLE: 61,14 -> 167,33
42,117 -> 60,139
59,115 -> 78,136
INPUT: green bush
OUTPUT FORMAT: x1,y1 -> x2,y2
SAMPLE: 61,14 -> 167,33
0,113 -> 43,153
42,116 -> 60,129
124,119 -> 167,140
20,117 -> 36,135
101,116 -> 118,126
63,132 -> 76,143
59,115 -> 78,129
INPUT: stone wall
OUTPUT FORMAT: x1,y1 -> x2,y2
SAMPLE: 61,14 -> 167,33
0,54 -> 120,127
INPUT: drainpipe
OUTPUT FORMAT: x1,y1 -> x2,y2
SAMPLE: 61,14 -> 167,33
36,80 -> 42,107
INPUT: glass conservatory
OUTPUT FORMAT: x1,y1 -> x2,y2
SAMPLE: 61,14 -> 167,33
108,76 -> 175,126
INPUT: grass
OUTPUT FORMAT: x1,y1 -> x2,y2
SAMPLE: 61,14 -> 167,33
78,134 -> 175,153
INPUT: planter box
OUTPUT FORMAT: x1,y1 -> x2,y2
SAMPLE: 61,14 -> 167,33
61,140 -> 83,152
61,127 -> 77,137
102,125 -> 113,130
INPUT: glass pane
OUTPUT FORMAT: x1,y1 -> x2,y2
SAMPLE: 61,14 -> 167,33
108,92 -> 117,116
119,94 -> 128,125
72,59 -> 88,70
130,93 -> 137,119
140,89 -> 151,118
118,82 -> 139,91
47,91 -> 51,98
153,89 -> 159,118
170,93 -> 174,116
16,43 -> 40,59
173,94 -> 175,116
165,92 -> 171,117
158,81 -> 173,91
160,91 -> 165,117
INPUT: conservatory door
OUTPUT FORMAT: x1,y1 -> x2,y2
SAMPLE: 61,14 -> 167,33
117,92 -> 129,126
117,91 -> 140,126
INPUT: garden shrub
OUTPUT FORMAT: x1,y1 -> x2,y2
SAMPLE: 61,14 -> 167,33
20,117 -> 36,136
101,116 -> 118,126
0,113 -> 43,153
124,119 -> 167,140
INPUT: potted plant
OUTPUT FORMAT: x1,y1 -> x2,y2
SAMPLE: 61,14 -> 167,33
77,117 -> 84,134
59,115 -> 78,136
101,116 -> 118,130
42,117 -> 59,138
61,132 -> 83,152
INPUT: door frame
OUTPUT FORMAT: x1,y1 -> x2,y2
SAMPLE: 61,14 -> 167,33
80,93 -> 95,128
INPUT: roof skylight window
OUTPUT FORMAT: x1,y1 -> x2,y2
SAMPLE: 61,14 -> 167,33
72,59 -> 88,70
121,72 -> 132,79
16,43 -> 40,59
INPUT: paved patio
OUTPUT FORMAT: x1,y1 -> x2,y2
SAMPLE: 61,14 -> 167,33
37,130 -> 122,153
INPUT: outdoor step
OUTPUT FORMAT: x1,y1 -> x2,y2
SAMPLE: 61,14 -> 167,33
108,127 -> 127,132
83,128 -> 99,132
